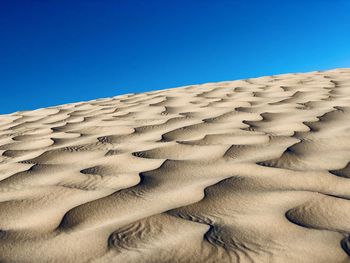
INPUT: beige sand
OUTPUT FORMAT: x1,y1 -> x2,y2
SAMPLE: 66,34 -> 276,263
0,69 -> 350,262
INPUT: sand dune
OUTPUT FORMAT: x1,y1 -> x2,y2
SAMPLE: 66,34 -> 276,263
0,69 -> 350,262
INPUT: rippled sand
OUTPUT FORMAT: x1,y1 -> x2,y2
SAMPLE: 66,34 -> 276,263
1,69 -> 350,262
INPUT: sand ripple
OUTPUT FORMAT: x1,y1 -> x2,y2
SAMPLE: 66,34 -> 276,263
0,69 -> 350,262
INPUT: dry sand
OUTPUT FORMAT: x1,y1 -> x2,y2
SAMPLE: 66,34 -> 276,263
0,68 -> 350,262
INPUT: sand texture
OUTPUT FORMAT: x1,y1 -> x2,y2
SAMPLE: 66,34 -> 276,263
0,68 -> 350,262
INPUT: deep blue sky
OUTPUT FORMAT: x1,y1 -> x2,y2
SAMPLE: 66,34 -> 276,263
1,0 -> 349,114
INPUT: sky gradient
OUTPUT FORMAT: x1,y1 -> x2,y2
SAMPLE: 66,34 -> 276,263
1,0 -> 349,114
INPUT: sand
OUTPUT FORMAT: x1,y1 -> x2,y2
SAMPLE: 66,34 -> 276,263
0,68 -> 350,262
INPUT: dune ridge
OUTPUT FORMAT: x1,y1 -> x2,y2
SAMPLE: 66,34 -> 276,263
0,69 -> 350,262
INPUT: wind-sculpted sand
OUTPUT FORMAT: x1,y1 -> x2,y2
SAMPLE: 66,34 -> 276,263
0,69 -> 350,262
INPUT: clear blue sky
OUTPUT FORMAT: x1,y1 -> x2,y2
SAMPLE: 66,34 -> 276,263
1,0 -> 349,114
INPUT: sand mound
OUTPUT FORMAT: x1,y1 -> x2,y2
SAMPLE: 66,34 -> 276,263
0,69 -> 350,262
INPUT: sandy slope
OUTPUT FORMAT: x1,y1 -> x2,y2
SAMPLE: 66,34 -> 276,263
0,69 -> 350,262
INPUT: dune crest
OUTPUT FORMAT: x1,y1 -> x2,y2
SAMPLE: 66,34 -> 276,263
0,69 -> 350,262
